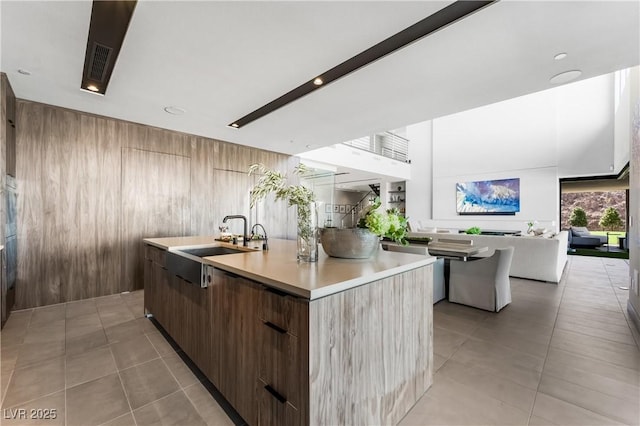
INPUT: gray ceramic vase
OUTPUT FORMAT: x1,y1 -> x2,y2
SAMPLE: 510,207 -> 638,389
319,227 -> 380,259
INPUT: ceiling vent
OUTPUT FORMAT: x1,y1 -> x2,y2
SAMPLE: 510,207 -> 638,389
81,1 -> 137,95
88,43 -> 113,82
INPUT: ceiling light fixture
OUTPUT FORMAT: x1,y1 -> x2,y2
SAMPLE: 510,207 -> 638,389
17,69 -> 31,75
80,1 -> 137,95
554,52 -> 568,60
87,85 -> 100,92
549,70 -> 582,85
313,78 -> 323,86
227,0 -> 496,129
229,123 -> 239,129
164,106 -> 186,115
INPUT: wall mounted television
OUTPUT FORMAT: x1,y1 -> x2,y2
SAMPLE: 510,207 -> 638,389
456,178 -> 520,215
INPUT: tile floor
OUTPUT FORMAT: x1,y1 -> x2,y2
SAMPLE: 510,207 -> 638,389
1,255 -> 638,426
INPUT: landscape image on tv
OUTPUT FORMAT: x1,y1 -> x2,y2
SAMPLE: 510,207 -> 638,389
456,178 -> 520,215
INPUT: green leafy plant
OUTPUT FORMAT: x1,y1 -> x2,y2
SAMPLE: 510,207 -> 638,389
599,207 -> 623,231
465,226 -> 481,235
569,207 -> 588,227
248,163 -> 315,239
357,197 -> 409,245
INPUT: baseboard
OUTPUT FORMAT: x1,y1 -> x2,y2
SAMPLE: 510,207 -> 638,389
628,299 -> 640,334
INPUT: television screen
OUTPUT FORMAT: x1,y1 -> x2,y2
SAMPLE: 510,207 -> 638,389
456,178 -> 520,215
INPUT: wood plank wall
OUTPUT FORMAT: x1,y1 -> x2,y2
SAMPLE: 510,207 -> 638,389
15,100 -> 294,309
0,74 -> 10,324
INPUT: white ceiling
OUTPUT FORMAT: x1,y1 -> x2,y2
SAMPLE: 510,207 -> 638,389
1,1 -> 639,156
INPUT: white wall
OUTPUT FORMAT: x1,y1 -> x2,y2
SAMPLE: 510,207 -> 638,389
627,66 -> 640,332
406,72 -> 617,233
614,68 -> 634,173
405,121 -> 432,225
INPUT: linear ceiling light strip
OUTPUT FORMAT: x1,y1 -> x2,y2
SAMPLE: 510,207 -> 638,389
81,0 -> 137,95
229,0 -> 496,129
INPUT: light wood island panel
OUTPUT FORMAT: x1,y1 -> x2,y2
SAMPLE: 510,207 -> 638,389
143,238 -> 434,425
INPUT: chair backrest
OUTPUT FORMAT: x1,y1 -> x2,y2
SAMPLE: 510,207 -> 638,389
494,247 -> 514,277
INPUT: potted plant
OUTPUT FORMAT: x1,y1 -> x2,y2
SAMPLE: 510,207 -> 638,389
319,197 -> 409,259
248,163 -> 318,262
465,226 -> 481,235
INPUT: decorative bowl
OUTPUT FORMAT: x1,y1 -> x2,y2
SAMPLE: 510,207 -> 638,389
319,227 -> 380,259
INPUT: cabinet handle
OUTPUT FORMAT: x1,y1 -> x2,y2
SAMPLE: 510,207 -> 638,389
263,320 -> 287,334
264,385 -> 286,404
264,287 -> 288,298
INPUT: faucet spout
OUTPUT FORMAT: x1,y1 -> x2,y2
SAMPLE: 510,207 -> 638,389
222,215 -> 248,247
251,223 -> 269,251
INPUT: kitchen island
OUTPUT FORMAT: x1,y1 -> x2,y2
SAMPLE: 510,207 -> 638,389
143,236 -> 435,426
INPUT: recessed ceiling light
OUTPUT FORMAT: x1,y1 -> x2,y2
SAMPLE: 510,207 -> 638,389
87,84 -> 100,92
228,123 -> 239,129
554,52 -> 568,61
306,144 -> 315,148
163,106 -> 186,115
313,78 -> 323,86
549,70 -> 582,85
17,69 -> 31,75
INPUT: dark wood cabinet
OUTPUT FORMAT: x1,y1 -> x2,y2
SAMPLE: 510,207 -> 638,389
213,268 -> 261,425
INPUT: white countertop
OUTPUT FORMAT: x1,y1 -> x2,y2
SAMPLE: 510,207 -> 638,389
143,236 -> 436,300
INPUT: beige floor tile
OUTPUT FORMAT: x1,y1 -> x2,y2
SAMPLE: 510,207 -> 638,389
29,304 -> 66,326
146,331 -> 177,357
2,356 -> 65,408
66,346 -> 117,388
437,359 -> 537,413
538,374 -> 640,425
110,335 -> 159,370
433,311 -> 481,336
65,329 -> 108,357
527,415 -> 558,425
544,348 -> 639,402
94,294 -> 124,308
65,299 -> 98,318
98,305 -> 135,329
119,358 -> 180,409
133,390 -> 206,426
183,382 -> 234,426
136,317 -> 158,334
162,353 -> 199,388
470,325 -> 550,359
450,338 -> 544,389
556,312 -> 635,336
554,319 -> 637,346
65,312 -> 103,339
15,340 -> 65,368
1,389 -> 65,426
100,412 -> 135,426
23,319 -> 66,344
421,375 -> 529,425
550,329 -> 640,370
433,326 -> 468,358
433,354 -> 447,372
531,392 -> 625,426
104,319 -> 145,344
66,373 -> 130,426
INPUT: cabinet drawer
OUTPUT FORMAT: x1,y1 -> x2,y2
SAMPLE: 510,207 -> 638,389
258,287 -> 305,337
144,244 -> 166,267
258,321 -> 301,409
257,378 -> 300,426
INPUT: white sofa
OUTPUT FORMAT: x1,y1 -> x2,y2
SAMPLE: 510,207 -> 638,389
409,231 -> 569,283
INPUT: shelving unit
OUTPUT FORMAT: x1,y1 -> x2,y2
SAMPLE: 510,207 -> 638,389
388,181 -> 406,215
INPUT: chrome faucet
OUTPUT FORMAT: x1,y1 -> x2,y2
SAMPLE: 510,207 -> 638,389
223,215 -> 248,247
251,223 -> 269,251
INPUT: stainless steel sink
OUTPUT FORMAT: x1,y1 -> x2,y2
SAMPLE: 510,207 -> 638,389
166,245 -> 253,288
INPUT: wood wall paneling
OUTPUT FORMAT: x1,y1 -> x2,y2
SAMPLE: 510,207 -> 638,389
15,100 -> 293,308
121,148 -> 190,291
0,74 -> 10,325
189,137 -> 217,235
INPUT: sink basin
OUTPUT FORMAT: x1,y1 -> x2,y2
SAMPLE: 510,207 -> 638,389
178,246 -> 245,257
166,245 -> 253,287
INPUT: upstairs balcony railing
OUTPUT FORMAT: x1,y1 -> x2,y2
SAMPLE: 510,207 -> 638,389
342,130 -> 409,163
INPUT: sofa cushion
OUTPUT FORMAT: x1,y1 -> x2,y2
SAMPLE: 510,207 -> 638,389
571,226 -> 590,237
